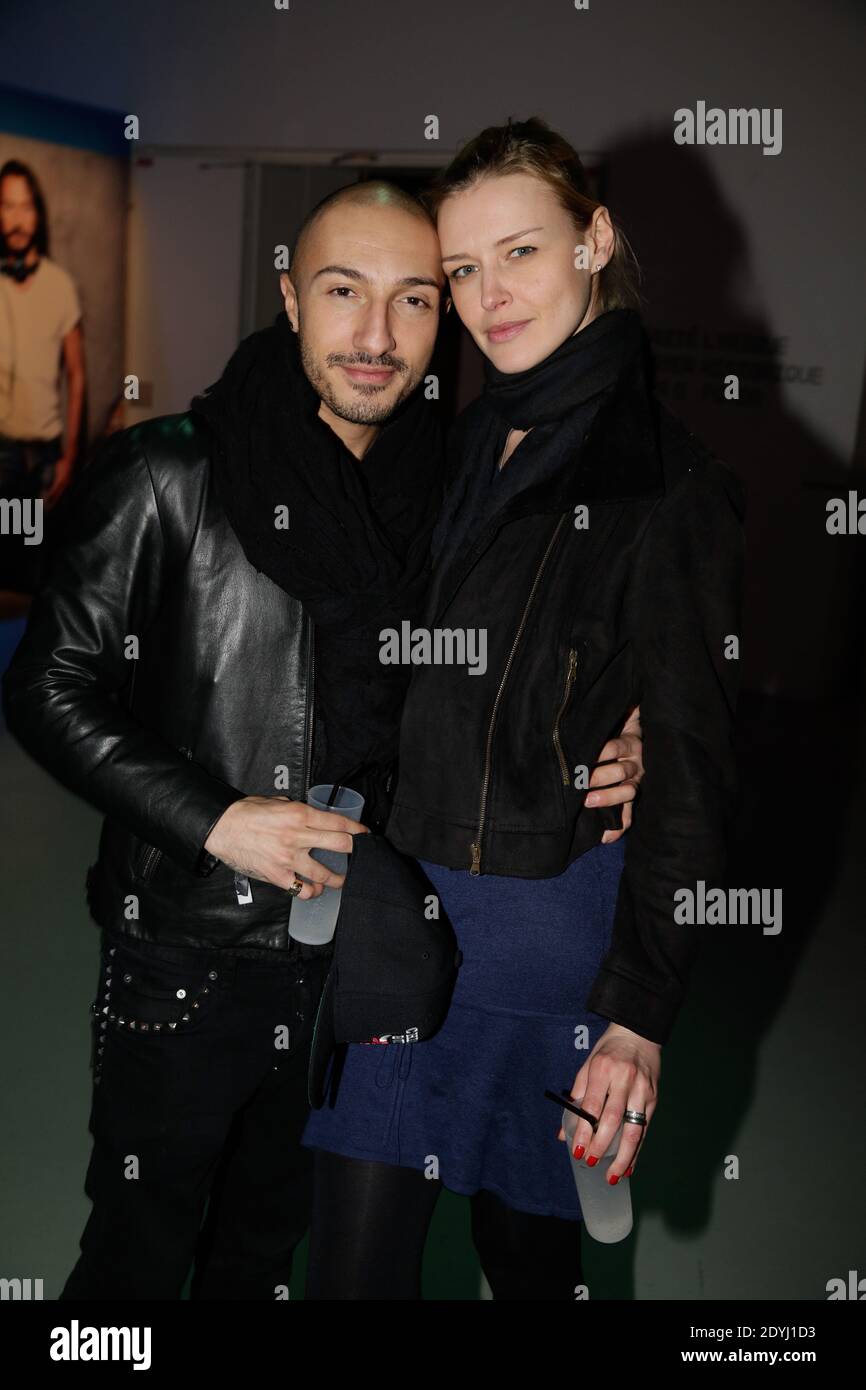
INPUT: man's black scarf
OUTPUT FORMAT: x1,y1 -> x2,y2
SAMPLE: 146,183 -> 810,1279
190,312 -> 443,820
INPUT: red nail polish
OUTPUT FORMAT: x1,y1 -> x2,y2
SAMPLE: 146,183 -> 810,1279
608,1173 -> 620,1185
573,1144 -> 585,1159
585,1155 -> 598,1167
625,1166 -> 634,1177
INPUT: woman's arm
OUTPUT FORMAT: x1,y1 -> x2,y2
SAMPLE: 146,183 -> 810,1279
586,456 -> 746,1043
562,455 -> 744,1178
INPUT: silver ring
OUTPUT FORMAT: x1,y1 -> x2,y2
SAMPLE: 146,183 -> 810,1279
624,1108 -> 647,1126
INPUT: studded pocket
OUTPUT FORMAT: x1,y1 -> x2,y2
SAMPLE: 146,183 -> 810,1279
90,941 -> 220,1061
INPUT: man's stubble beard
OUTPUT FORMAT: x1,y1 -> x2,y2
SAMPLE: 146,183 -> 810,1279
297,316 -> 423,426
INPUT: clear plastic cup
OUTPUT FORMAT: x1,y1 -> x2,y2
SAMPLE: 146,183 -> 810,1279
562,1105 -> 633,1243
287,784 -> 365,945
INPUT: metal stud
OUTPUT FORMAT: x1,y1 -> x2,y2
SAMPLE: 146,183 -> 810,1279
140,1022 -> 150,1032
123,973 -> 132,984
208,971 -> 218,981
168,1022 -> 177,1031
176,988 -> 186,999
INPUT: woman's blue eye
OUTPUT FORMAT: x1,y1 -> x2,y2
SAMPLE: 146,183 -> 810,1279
450,246 -> 534,281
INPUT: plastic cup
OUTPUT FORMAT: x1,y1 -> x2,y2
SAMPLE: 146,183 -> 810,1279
287,784 -> 365,945
562,1105 -> 633,1243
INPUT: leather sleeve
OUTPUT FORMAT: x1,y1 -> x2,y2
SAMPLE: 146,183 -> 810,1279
1,426 -> 245,875
585,458 -> 746,1044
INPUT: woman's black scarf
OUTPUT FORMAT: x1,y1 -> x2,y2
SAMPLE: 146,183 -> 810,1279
429,308 -> 645,584
483,305 -> 644,429
190,311 -> 443,819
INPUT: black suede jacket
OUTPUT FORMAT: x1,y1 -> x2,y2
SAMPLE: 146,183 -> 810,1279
386,353 -> 746,1045
2,414 -> 317,948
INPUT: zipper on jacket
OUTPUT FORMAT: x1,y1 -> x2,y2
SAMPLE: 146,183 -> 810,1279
553,647 -> 579,785
139,844 -> 162,880
469,514 -> 569,875
303,623 -> 315,793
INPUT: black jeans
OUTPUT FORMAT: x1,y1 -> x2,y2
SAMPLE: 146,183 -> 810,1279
59,928 -> 332,1301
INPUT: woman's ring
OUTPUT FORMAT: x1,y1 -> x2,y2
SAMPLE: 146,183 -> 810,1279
287,878 -> 304,898
624,1108 -> 647,1126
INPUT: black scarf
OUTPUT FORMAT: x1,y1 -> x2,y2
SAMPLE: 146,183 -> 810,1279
190,312 -> 443,822
429,309 -> 645,587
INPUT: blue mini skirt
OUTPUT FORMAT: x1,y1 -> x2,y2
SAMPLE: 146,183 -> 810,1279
302,836 -> 626,1220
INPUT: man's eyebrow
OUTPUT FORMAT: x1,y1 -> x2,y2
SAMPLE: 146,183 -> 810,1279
441,226 -> 545,265
311,264 -> 442,290
311,264 -> 366,282
399,275 -> 443,290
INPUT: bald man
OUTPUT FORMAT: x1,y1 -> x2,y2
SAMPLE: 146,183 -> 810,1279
2,181 -> 641,1300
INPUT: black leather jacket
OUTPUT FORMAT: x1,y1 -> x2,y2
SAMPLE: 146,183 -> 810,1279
2,414 -> 319,948
386,354 -> 746,1045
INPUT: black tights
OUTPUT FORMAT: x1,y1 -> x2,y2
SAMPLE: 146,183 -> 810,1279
305,1149 -> 583,1300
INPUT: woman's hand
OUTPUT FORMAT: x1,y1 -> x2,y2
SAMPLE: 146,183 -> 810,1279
556,1022 -> 660,1180
585,703 -> 643,844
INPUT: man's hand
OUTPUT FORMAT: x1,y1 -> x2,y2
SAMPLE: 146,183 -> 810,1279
204,795 -> 369,898
585,703 -> 644,844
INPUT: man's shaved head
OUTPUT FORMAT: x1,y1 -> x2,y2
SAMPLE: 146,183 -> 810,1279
290,179 -> 435,281
279,178 -> 443,436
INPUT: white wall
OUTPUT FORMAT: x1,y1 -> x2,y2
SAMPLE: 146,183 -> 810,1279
125,156 -> 244,419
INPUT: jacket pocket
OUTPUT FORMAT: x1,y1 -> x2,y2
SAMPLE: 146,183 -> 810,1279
91,941 -> 221,1036
552,644 -> 583,786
